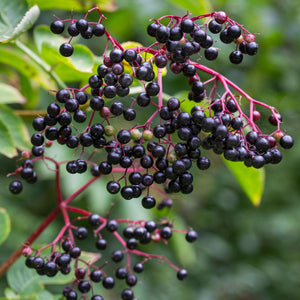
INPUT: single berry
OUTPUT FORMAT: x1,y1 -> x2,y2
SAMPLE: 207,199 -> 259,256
59,43 -> 73,57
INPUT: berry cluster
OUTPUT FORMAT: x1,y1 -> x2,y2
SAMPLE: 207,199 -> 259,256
6,7 -> 294,300
23,213 -> 196,300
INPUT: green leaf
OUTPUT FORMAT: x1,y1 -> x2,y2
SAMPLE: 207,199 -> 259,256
0,104 -> 31,152
4,288 -> 18,299
7,259 -> 43,295
0,207 -> 11,245
0,119 -> 17,158
27,0 -> 117,12
0,45 -> 56,90
0,0 -> 39,42
224,159 -> 265,206
165,0 -> 213,15
0,83 -> 26,104
10,5 -> 40,41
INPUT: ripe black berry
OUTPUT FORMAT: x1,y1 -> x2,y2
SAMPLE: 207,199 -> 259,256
142,196 -> 156,209
90,269 -> 103,282
75,227 -> 88,240
280,135 -> 294,149
103,276 -> 115,289
95,239 -> 107,250
180,19 -> 194,33
93,23 -> 105,36
185,230 -> 198,242
208,20 -> 222,33
50,20 -> 65,34
177,269 -> 188,280
59,43 -> 73,57
229,50 -> 243,64
76,19 -> 88,32
106,220 -> 118,232
204,47 -> 218,60
78,281 -> 91,293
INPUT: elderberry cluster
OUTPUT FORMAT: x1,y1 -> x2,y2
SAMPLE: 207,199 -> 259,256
23,213 -> 196,300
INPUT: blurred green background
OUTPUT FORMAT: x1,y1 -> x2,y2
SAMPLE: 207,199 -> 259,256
0,0 -> 300,299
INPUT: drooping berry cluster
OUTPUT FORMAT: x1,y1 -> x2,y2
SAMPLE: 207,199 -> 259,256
6,7 -> 294,300
23,213 -> 196,299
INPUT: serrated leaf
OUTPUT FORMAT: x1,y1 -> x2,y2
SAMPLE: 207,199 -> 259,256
10,5 -> 40,41
0,83 -> 26,104
0,119 -> 17,157
0,1 -> 39,42
7,259 -> 43,295
224,159 -> 265,206
0,104 -> 31,152
165,0 -> 213,15
0,207 -> 11,245
0,0 -> 28,42
0,45 -> 55,90
27,0 -> 117,12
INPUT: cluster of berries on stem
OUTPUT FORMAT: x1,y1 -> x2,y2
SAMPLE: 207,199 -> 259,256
4,7 -> 293,300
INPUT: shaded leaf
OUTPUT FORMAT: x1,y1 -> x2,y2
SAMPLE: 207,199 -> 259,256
0,45 -> 55,90
0,83 -> 26,104
0,119 -> 17,157
0,104 -> 31,152
7,259 -> 43,295
165,0 -> 213,15
224,159 -> 265,206
27,0 -> 117,12
0,207 -> 10,245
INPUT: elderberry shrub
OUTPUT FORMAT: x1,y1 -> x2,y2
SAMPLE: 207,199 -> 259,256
7,7 -> 294,300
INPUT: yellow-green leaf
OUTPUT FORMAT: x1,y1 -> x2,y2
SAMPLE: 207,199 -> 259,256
0,119 -> 17,157
0,207 -> 11,245
0,83 -> 26,104
224,159 -> 265,206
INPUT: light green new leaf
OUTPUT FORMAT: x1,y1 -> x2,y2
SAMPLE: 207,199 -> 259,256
7,259 -> 43,295
27,0 -> 117,12
0,45 -> 56,90
224,159 -> 265,206
0,207 -> 11,245
0,83 -> 26,104
0,119 -> 17,157
165,0 -> 213,15
0,104 -> 31,152
0,0 -> 39,42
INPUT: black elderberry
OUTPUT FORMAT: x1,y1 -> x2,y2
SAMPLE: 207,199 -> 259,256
146,82 -> 160,96
147,22 -> 159,37
134,227 -> 147,240
226,134 -> 240,148
230,117 -> 243,130
229,50 -> 243,64
106,220 -> 118,232
31,133 -> 44,146
140,155 -> 153,168
32,117 -> 46,131
95,239 -> 107,250
227,25 -> 241,39
255,137 -> 269,153
81,26 -> 93,39
32,145 -> 44,157
91,296 -> 104,300
58,112 -> 72,126
88,214 -> 101,227
93,23 -> 105,36
132,144 -> 145,158
156,25 -> 170,43
9,181 -> 22,194
103,276 -> 115,289
117,129 -> 131,144
99,161 -> 112,174
270,149 -> 282,164
90,96 -> 104,111
47,103 -> 60,117
70,247 -> 81,258
208,20 -> 222,33
75,227 -> 88,240
80,133 -> 93,147
170,26 -> 183,40
133,263 -> 144,273
126,274 -> 137,287
59,43 -> 73,57
280,135 -> 294,149
57,253 -> 71,267
186,230 -> 198,242
180,18 -> 194,33
50,20 -> 65,34
197,156 -> 211,170
68,23 -> 79,36
160,226 -> 172,239
123,108 -> 136,121
205,47 -> 218,60
33,257 -> 44,269
155,55 -> 168,68
246,131 -> 259,144
127,238 -> 138,249
73,110 -> 86,123
220,28 -> 234,44
182,64 -> 196,77
76,19 -> 88,32
123,227 -> 134,238
111,102 -> 124,115
200,35 -> 214,48
110,48 -> 124,63
112,250 -> 124,262
107,181 -> 120,194
103,85 -> 116,98
142,174 -> 154,186
252,155 -> 265,168
121,186 -> 134,200
78,280 -> 91,293
20,167 -> 34,180
45,127 -> 59,140
116,267 -> 128,279
152,145 -> 166,158
142,196 -> 156,209
177,269 -> 188,280
66,136 -> 79,148
129,172 -> 143,185
90,269 -> 103,282
136,92 -> 151,107
62,240 -> 72,252
246,42 -> 259,55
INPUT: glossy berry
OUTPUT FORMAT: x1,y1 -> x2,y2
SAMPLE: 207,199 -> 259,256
177,269 -> 188,280
106,220 -> 118,232
76,19 -> 88,32
208,20 -> 222,33
75,227 -> 88,240
93,23 -> 105,36
59,43 -> 73,57
103,276 -> 115,289
180,19 -> 194,33
78,281 -> 91,293
204,47 -> 218,60
121,289 -> 134,300
88,214 -> 101,227
133,263 -> 144,273
280,135 -> 294,149
229,50 -> 243,64
9,181 -> 23,194
50,20 -> 65,34
186,230 -> 198,242
142,196 -> 156,209
90,269 -> 103,282
95,239 -> 107,250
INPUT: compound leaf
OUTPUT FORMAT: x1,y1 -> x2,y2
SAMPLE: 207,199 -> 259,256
0,207 -> 11,245
224,159 -> 265,206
